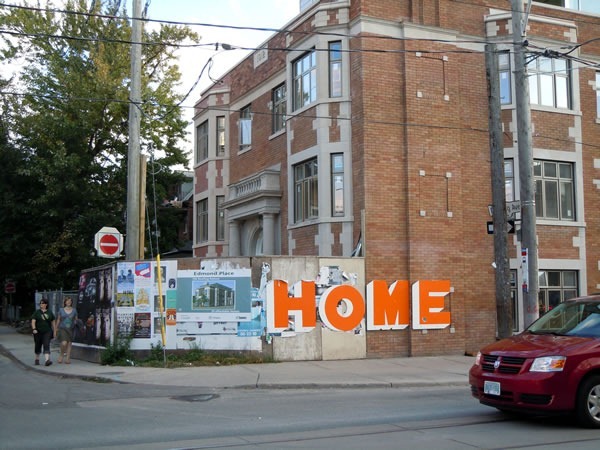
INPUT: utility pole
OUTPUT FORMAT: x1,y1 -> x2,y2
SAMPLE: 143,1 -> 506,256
126,0 -> 142,260
511,0 -> 539,327
485,43 -> 513,338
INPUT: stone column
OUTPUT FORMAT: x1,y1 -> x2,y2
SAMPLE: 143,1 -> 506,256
262,213 -> 276,255
228,221 -> 240,256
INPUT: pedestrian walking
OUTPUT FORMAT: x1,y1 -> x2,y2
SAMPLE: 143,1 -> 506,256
54,296 -> 78,364
31,298 -> 55,366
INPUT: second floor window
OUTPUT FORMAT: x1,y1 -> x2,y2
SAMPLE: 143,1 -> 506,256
294,158 -> 318,222
595,72 -> 600,118
331,153 -> 344,216
239,105 -> 252,151
216,195 -> 225,241
505,159 -> 515,202
293,50 -> 317,111
196,120 -> 208,163
329,41 -> 342,98
216,116 -> 225,156
534,160 -> 575,221
196,198 -> 208,243
272,84 -> 286,133
540,0 -> 600,14
499,52 -> 511,104
528,56 -> 570,109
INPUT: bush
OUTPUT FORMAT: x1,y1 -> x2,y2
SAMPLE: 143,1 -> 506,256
100,336 -> 133,366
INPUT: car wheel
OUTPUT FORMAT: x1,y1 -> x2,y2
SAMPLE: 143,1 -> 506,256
576,375 -> 600,428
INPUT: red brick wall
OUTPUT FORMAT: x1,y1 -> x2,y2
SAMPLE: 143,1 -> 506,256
291,224 -> 319,255
192,0 -> 600,356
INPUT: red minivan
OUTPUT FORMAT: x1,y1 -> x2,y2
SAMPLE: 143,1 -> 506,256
469,295 -> 600,428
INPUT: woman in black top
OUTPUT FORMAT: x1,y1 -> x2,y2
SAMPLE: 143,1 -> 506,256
31,298 -> 55,366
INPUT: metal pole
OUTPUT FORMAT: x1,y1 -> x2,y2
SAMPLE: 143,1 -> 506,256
511,0 -> 539,327
126,0 -> 142,260
485,43 -> 513,338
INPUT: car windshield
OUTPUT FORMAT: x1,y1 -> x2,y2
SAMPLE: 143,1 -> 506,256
527,301 -> 600,337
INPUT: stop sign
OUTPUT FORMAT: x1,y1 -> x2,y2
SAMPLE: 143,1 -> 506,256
94,227 -> 123,258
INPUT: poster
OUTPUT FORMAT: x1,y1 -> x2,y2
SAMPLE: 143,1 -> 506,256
176,268 -> 252,322
76,266 -> 114,346
115,260 -> 178,340
133,312 -> 151,338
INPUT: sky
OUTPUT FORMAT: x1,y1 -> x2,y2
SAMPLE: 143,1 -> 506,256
2,0 -> 301,162
145,0 -> 300,138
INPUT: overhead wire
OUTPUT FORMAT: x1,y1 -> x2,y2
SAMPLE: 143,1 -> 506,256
0,2 -> 599,150
0,2 -> 508,47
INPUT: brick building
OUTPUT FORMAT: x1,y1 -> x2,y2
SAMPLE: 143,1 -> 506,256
192,0 -> 600,357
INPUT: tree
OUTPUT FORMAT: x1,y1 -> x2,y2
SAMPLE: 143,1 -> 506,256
0,0 -> 199,300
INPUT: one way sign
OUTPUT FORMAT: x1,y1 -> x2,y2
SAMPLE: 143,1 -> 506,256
487,220 -> 515,234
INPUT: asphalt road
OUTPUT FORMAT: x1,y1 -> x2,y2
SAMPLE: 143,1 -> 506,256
2,352 -> 600,450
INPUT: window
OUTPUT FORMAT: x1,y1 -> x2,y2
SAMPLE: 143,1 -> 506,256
596,73 -> 600,118
216,116 -> 225,156
216,195 -> 225,241
196,199 -> 208,243
504,159 -> 515,202
293,50 -> 317,111
528,56 -> 570,109
537,1 -> 600,13
498,52 -> 511,104
294,158 -> 318,222
272,84 -> 286,133
329,41 -> 342,98
331,154 -> 344,216
534,160 -> 574,221
195,121 -> 208,163
239,105 -> 252,151
571,0 -> 600,13
538,270 -> 578,315
300,0 -> 317,10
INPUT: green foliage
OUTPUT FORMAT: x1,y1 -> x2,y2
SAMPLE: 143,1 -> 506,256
0,1 -> 199,296
100,339 -> 273,367
132,343 -> 274,368
100,336 -> 134,366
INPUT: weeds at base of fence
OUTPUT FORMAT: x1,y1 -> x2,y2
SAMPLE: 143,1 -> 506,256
100,339 -> 274,368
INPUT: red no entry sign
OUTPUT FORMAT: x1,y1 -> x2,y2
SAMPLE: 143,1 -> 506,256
94,227 -> 123,258
4,280 -> 16,294
99,234 -> 120,256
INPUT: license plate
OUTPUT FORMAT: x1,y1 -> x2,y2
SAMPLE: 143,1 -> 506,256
484,380 -> 501,396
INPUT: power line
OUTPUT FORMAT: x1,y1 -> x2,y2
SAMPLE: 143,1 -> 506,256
0,27 -> 498,56
0,2 -> 508,49
2,88 -> 598,151
3,0 -> 600,66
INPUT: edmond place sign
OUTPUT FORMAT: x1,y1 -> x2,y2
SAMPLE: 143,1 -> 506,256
266,279 -> 452,333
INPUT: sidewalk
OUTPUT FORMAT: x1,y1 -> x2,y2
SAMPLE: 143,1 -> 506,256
0,323 -> 474,389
